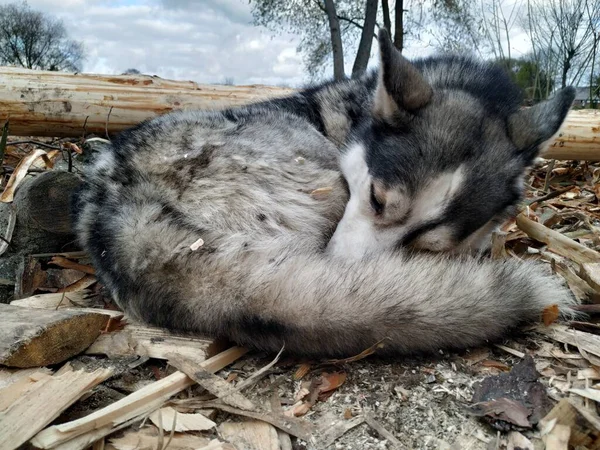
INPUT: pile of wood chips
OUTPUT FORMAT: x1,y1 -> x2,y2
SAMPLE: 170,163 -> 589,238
3,144 -> 600,450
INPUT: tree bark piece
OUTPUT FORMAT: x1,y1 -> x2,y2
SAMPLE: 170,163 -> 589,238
0,303 -> 109,368
0,365 -> 112,450
31,346 -> 248,449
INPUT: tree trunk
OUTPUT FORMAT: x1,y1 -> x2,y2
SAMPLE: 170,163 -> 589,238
394,0 -> 404,51
323,0 -> 346,81
352,0 -> 379,78
382,0 -> 391,33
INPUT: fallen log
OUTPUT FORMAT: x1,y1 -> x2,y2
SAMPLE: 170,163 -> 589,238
0,67 -> 599,160
0,66 -> 292,138
0,304 -> 110,368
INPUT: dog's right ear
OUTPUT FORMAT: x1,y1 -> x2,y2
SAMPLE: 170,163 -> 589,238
373,28 -> 432,121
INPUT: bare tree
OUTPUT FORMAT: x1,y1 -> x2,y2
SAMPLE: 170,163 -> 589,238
525,0 -> 600,88
0,2 -> 84,72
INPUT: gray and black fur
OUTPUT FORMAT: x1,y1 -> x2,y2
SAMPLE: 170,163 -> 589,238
73,31 -> 577,357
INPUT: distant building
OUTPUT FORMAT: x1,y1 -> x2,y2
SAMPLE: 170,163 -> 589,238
573,86 -> 600,107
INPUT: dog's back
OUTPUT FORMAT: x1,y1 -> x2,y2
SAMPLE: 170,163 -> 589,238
73,32 -> 577,357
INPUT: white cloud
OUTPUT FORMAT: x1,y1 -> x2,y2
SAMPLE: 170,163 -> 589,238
23,0 -> 307,86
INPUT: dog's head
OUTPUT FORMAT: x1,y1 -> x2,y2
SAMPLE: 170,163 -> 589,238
327,29 -> 575,258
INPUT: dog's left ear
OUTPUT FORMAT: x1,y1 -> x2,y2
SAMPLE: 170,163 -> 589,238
373,28 -> 432,121
508,87 -> 575,162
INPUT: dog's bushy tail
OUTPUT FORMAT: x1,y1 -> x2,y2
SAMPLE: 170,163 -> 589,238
170,250 -> 577,357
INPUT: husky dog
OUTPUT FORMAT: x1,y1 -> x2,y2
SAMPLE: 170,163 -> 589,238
73,30 -> 577,357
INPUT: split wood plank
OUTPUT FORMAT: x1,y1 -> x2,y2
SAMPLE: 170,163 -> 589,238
87,324 -> 222,361
516,214 -> 600,265
10,292 -> 91,309
0,366 -> 112,450
218,420 -> 281,450
0,303 -> 110,368
31,346 -> 248,449
169,355 -> 257,411
540,398 -> 600,449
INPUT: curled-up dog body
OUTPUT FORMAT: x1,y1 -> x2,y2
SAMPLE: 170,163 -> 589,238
73,30 -> 577,358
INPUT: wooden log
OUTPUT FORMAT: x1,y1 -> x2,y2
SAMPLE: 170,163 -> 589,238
544,109 -> 600,161
0,67 -> 598,161
0,303 -> 109,368
14,171 -> 82,235
0,66 -> 293,138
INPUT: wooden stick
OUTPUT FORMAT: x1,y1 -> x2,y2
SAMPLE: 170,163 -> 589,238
516,214 -> 600,265
31,346 -> 248,449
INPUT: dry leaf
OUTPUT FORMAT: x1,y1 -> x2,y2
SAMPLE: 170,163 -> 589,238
481,360 -> 511,371
294,363 -> 311,380
343,408 -> 353,419
49,256 -> 95,275
542,304 -> 560,326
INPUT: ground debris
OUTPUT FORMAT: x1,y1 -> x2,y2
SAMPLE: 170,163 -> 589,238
468,356 -> 551,431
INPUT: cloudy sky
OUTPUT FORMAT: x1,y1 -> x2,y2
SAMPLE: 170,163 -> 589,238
22,0 -> 532,87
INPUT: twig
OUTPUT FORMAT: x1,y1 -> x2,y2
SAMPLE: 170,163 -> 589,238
543,159 -> 556,192
6,140 -> 61,150
527,185 -> 576,206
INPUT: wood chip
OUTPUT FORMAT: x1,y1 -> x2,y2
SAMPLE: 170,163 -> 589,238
507,431 -> 534,450
536,324 -> 600,360
544,424 -> 571,450
10,292 -> 91,309
569,387 -> 600,403
539,398 -> 600,449
0,366 -> 112,450
31,346 -> 248,449
218,420 -> 280,450
148,406 -> 215,432
108,425 -> 212,450
581,262 -> 600,292
0,303 -> 109,368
